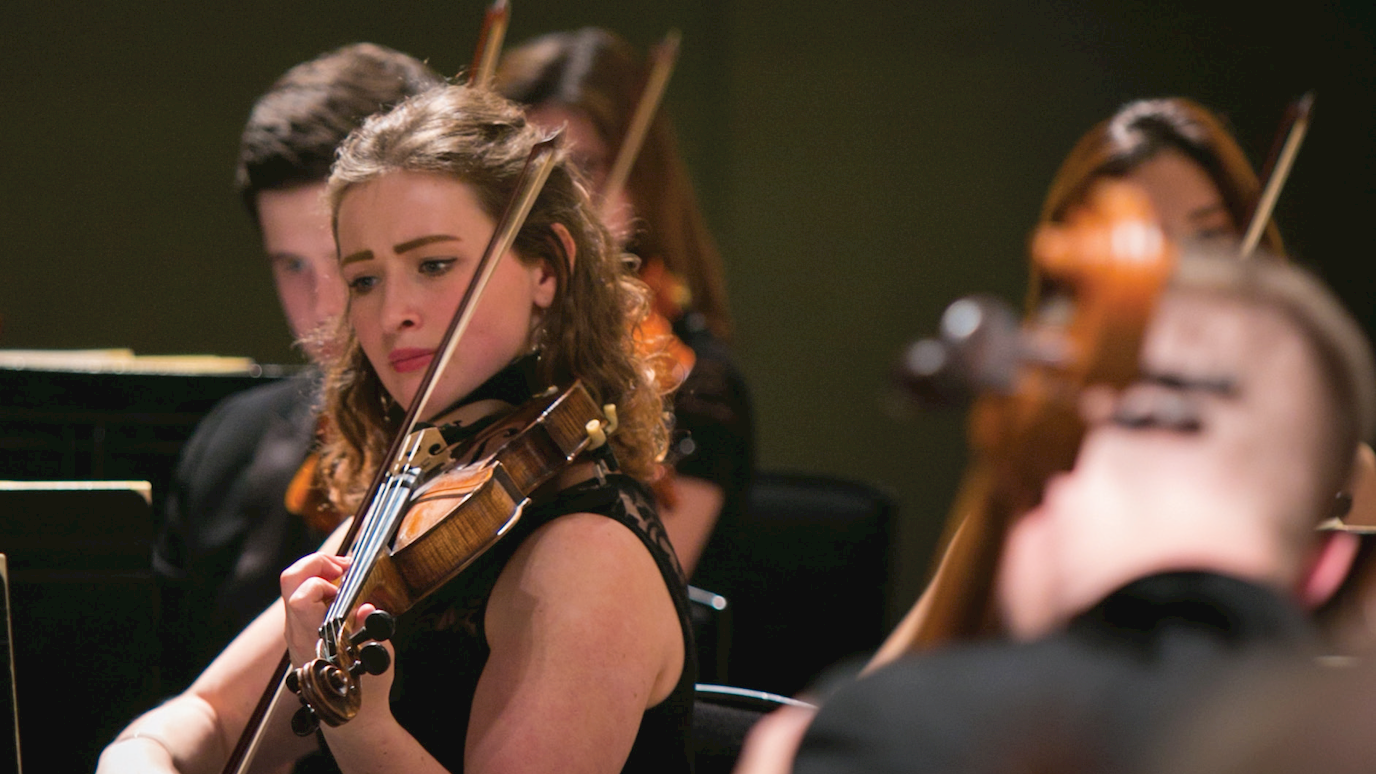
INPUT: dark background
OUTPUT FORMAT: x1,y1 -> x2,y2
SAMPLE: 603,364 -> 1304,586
2,0 -> 1373,617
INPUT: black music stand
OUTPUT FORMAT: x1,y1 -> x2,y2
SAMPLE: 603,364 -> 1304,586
0,482 -> 162,774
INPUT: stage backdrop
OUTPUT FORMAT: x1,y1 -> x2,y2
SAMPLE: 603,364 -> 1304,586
2,0 -> 1373,622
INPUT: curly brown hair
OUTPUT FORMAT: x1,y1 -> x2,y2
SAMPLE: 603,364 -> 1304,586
316,84 -> 669,512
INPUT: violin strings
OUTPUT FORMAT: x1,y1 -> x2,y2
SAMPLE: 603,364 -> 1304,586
323,434 -> 431,647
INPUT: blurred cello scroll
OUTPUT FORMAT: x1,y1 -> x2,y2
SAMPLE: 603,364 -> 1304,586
868,181 -> 1178,671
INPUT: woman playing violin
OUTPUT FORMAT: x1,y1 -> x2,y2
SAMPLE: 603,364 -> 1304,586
98,84 -> 693,774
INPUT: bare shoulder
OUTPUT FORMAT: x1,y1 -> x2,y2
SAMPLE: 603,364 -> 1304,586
484,510 -> 684,702
507,511 -> 665,587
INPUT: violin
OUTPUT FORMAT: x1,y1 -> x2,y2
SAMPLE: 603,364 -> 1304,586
867,180 -> 1176,669
287,380 -> 616,730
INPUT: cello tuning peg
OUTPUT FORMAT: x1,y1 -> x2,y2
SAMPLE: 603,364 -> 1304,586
285,668 -> 301,694
291,705 -> 320,737
938,295 -> 1020,392
895,338 -> 964,409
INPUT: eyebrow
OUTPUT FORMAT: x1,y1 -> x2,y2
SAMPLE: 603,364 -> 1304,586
339,234 -> 462,266
395,234 -> 461,253
339,249 -> 373,266
1139,370 -> 1237,396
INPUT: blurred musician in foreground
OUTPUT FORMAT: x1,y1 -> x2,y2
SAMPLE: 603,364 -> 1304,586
1039,97 -> 1376,655
155,44 -> 442,691
496,28 -> 753,576
869,96 -> 1351,669
738,250 -> 1374,774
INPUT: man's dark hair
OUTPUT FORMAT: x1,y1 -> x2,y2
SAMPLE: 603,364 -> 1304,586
235,42 -> 443,223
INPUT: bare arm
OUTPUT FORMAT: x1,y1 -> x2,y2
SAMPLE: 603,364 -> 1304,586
97,598 -> 315,774
98,519 -> 355,774
657,475 -> 725,576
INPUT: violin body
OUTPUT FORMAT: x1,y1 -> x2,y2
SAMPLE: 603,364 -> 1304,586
290,381 -> 611,730
380,382 -> 604,613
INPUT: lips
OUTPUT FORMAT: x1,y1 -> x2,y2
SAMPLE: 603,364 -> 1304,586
388,347 -> 435,373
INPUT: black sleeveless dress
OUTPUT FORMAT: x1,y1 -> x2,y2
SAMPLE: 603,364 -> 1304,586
375,473 -> 696,773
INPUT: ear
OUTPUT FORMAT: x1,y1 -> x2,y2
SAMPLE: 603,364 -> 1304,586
1297,530 -> 1361,609
532,223 -> 576,310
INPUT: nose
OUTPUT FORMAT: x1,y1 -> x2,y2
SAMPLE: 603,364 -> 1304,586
379,277 -> 421,333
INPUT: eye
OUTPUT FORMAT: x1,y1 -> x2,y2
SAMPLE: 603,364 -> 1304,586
419,258 -> 457,277
272,255 -> 308,276
1110,386 -> 1203,433
346,274 -> 378,295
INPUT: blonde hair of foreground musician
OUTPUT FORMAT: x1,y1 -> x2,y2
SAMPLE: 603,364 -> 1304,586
98,85 -> 691,774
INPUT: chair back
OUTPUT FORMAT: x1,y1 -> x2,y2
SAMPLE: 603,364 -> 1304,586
693,472 -> 895,695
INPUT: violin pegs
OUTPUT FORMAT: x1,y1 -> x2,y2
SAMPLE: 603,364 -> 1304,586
285,668 -> 301,694
355,642 -> 392,676
291,705 -> 320,737
348,610 -> 395,646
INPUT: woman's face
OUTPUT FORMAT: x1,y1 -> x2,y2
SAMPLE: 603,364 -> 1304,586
527,103 -> 635,247
1122,148 -> 1237,243
336,171 -> 557,417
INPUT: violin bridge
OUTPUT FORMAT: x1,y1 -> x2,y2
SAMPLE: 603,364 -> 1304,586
393,427 -> 451,476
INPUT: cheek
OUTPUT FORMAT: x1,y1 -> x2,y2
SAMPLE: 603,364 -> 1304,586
272,266 -> 313,299
348,303 -> 381,355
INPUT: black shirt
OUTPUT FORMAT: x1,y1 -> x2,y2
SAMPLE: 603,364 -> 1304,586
154,374 -> 323,691
795,572 -> 1318,774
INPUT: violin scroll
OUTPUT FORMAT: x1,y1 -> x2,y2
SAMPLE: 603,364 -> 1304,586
286,610 -> 396,735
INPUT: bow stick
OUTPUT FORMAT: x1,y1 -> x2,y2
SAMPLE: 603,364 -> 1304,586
1241,92 -> 1313,257
600,30 -> 680,219
465,0 -> 510,88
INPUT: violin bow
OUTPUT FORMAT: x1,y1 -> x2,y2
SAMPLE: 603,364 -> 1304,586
465,0 -> 510,88
1241,92 -> 1313,258
599,30 -> 680,220
220,136 -> 561,774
